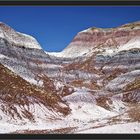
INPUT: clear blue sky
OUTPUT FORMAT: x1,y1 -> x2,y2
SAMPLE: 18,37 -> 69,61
0,6 -> 140,52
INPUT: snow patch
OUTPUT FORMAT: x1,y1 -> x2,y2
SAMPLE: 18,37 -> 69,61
0,54 -> 9,59
77,122 -> 140,133
63,91 -> 117,122
101,37 -> 140,56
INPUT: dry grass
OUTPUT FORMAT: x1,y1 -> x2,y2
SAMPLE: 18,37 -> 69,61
96,96 -> 112,110
123,78 -> 140,92
0,64 -> 70,121
127,104 -> 140,122
63,56 -> 102,75
103,68 -> 127,82
12,127 -> 77,134
71,79 -> 100,90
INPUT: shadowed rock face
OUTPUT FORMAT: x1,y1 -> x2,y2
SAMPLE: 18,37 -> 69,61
0,21 -> 140,133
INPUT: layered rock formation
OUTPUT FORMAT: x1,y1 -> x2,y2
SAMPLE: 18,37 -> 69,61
0,21 -> 140,133
49,21 -> 140,58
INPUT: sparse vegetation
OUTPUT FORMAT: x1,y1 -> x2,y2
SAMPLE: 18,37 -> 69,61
71,79 -> 100,90
123,78 -> 140,92
127,105 -> 140,122
12,127 -> 77,134
0,64 -> 70,121
96,96 -> 112,110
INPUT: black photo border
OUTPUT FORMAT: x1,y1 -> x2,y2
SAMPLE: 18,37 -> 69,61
0,0 -> 140,139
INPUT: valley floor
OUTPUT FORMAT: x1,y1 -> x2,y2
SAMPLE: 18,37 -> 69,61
77,122 -> 140,134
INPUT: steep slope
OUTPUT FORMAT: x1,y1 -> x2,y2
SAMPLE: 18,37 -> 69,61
46,21 -> 140,133
48,21 -> 140,58
0,22 -> 42,49
0,63 -> 70,133
0,21 -> 140,133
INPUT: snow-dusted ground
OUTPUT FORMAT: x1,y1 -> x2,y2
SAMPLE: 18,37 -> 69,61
77,122 -> 140,133
105,70 -> 140,92
0,102 -> 65,133
63,91 -> 114,120
0,21 -> 140,134
46,46 -> 93,58
0,90 -> 128,134
101,38 -> 140,56
1,117 -> 140,134
45,51 -> 63,58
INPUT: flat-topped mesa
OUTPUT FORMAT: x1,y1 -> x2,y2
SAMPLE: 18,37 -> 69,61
57,21 -> 140,58
0,22 -> 42,49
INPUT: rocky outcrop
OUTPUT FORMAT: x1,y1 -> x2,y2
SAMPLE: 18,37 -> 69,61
0,21 -> 140,133
51,21 -> 140,58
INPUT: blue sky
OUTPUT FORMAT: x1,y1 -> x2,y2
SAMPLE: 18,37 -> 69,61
0,6 -> 140,52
